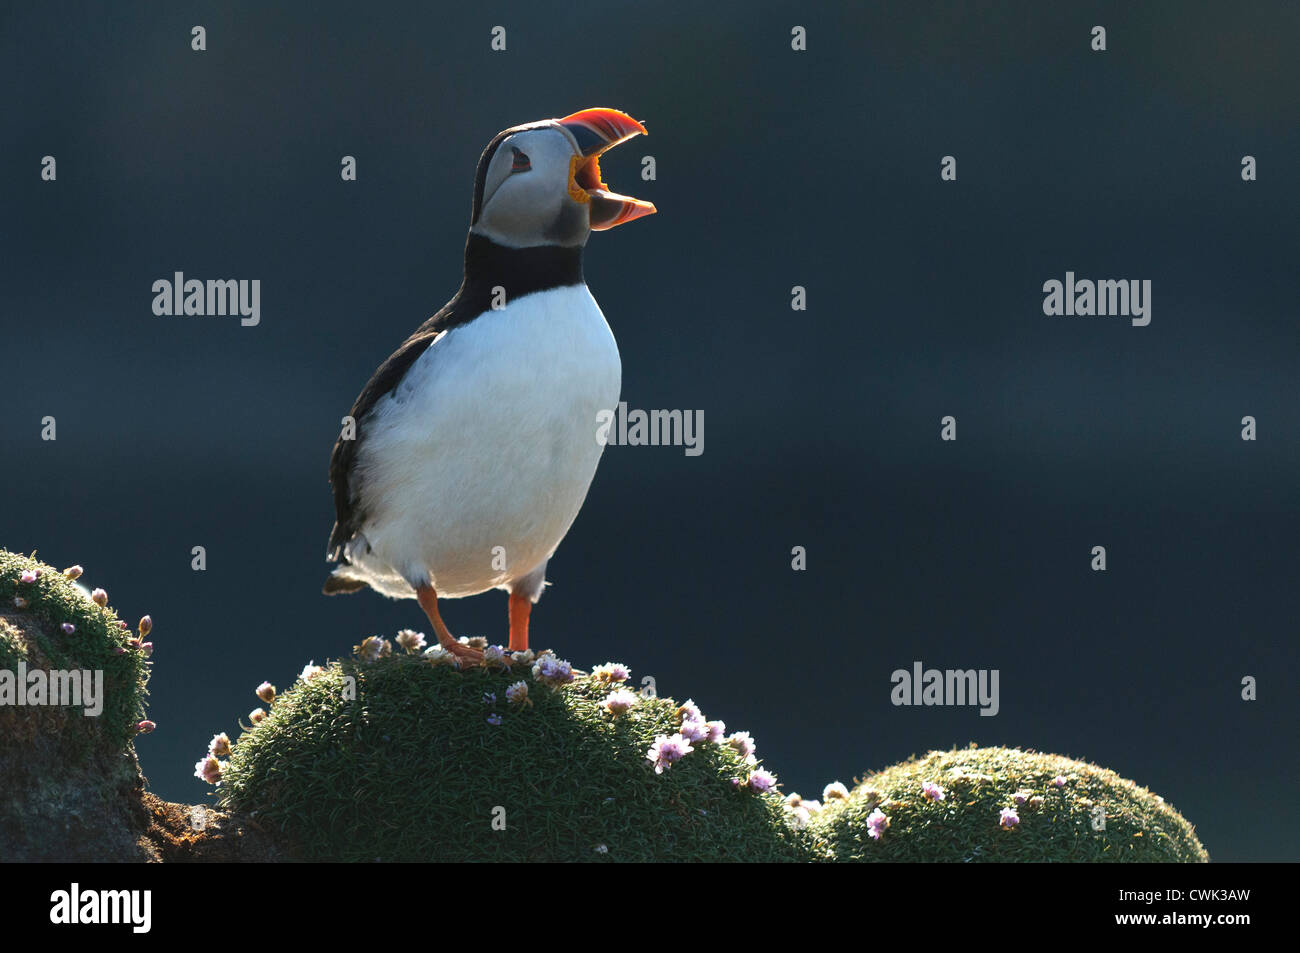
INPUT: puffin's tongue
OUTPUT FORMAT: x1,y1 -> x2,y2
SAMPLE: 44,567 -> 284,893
576,155 -> 604,191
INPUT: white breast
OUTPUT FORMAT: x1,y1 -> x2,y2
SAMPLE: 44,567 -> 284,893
349,284 -> 621,599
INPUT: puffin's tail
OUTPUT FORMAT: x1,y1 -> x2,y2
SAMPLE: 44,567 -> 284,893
324,520 -> 368,594
323,570 -> 368,596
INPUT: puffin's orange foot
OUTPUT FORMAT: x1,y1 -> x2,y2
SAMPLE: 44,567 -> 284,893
445,640 -> 485,668
417,583 -> 483,671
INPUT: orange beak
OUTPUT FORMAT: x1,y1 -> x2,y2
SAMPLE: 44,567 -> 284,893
557,107 -> 657,231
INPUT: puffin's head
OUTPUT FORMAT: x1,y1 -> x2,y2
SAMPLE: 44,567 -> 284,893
469,107 -> 656,249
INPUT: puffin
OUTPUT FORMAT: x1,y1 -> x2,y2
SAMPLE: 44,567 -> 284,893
324,108 -> 655,668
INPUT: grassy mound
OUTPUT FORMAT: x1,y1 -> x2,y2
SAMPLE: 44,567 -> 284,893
0,549 -> 154,860
0,547 -> 1218,863
216,650 -> 803,862
810,745 -> 1208,862
0,550 -> 151,755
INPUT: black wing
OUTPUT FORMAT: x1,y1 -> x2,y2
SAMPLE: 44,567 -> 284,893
326,305 -> 459,562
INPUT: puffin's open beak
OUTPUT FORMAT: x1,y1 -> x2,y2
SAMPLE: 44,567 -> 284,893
558,107 -> 657,230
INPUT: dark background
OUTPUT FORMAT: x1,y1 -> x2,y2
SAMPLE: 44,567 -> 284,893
2,1 -> 1296,861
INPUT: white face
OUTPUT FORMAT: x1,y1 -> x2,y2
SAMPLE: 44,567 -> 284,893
472,125 -> 589,249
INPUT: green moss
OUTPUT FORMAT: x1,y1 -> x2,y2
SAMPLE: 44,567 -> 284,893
0,549 -> 151,756
809,745 -> 1208,862
218,654 -> 806,862
0,618 -> 27,664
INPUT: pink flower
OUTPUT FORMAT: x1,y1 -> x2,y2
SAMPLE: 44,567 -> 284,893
395,629 -> 426,654
601,689 -> 638,716
591,662 -> 631,683
299,663 -> 324,682
679,718 -> 709,742
647,733 -> 694,774
60,623 -> 75,635
726,731 -> 756,761
704,720 -> 726,743
194,756 -> 223,785
785,795 -> 812,828
356,635 -> 389,662
677,699 -> 704,724
1052,775 -> 1067,788
63,566 -> 83,580
823,781 -> 850,802
922,781 -> 945,802
255,682 -> 276,704
531,655 -> 574,687
505,681 -> 531,707
90,588 -> 108,607
136,720 -> 156,734
140,642 -> 153,658
249,708 -> 266,725
19,569 -> 39,584
866,808 -> 890,840
208,733 -> 232,758
746,768 -> 778,793
1000,807 -> 1020,830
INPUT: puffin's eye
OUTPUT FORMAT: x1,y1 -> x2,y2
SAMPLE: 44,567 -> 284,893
510,147 -> 531,173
